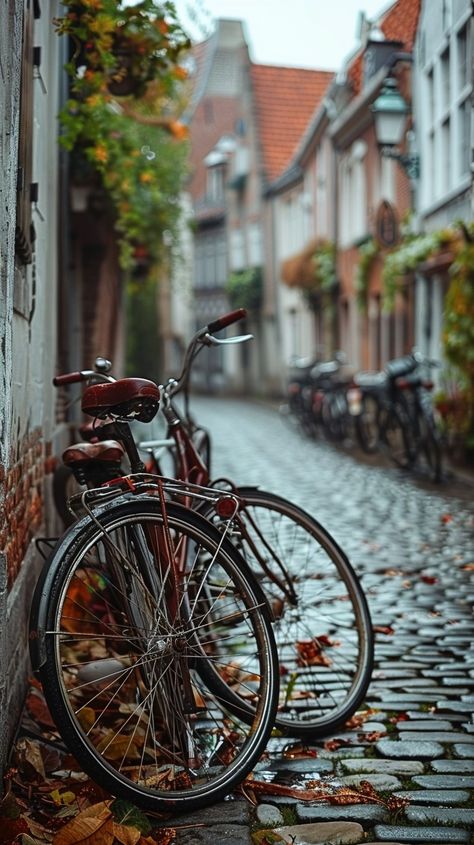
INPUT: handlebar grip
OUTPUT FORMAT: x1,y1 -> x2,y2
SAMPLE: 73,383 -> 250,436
207,308 -> 247,334
53,372 -> 85,386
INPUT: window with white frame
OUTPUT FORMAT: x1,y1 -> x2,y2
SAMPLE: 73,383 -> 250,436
419,11 -> 472,206
278,193 -> 305,259
316,143 -> 328,237
230,228 -> 245,271
194,231 -> 228,288
207,165 -> 225,202
339,140 -> 367,247
247,223 -> 262,267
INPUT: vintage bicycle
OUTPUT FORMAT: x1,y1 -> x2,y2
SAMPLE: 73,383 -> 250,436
52,310 -> 374,741
30,336 -> 279,812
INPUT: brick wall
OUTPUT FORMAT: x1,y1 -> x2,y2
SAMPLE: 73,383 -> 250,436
0,430 -> 54,588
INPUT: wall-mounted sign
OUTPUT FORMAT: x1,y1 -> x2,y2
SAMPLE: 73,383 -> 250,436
375,200 -> 400,248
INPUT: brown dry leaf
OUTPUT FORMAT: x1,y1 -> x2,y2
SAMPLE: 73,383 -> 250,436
373,625 -> 394,636
420,575 -> 438,585
76,708 -> 96,733
358,780 -> 379,799
96,732 -> 139,762
323,738 -> 353,752
243,778 -> 381,806
21,834 -> 47,845
344,708 -> 378,729
25,691 -> 57,730
282,742 -> 317,759
52,802 -> 113,845
61,581 -> 96,634
387,794 -> 410,813
16,738 -> 46,781
25,817 -> 54,842
272,597 -> 285,619
462,562 -> 474,571
139,832 -> 175,845
295,639 -> 332,668
390,711 -> 410,723
358,730 -> 387,743
113,823 -> 141,845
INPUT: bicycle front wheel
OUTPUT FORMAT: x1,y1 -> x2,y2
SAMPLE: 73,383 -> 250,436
34,499 -> 278,812
201,488 -> 373,738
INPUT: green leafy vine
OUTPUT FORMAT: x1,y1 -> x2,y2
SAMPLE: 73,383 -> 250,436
226,267 -> 263,313
381,229 -> 453,310
55,0 -> 190,270
355,238 -> 379,310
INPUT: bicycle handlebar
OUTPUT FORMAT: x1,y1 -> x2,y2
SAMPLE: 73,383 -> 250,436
207,308 -> 247,334
53,370 -> 114,386
53,372 -> 85,386
53,309 -> 248,399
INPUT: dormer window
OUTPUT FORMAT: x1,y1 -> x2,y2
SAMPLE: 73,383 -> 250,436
204,138 -> 235,202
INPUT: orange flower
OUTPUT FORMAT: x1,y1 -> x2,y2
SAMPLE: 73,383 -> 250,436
139,171 -> 153,184
93,144 -> 108,163
174,66 -> 188,80
169,120 -> 188,140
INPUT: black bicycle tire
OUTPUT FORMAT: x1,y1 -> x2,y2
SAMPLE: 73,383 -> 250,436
35,498 -> 279,812
416,405 -> 443,482
200,487 -> 374,738
355,395 -> 380,454
380,404 -> 412,468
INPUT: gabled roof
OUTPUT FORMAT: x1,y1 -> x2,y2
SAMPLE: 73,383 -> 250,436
251,64 -> 334,183
347,0 -> 421,95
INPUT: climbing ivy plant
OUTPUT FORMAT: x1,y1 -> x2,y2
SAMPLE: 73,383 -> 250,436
226,267 -> 263,313
355,238 -> 379,310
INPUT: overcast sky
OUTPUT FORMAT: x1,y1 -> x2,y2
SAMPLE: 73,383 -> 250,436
173,0 -> 395,71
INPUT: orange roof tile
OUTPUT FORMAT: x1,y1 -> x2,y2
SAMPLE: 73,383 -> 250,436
251,64 -> 333,183
348,0 -> 421,95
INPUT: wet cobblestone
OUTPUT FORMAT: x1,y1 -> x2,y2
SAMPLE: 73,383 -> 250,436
174,398 -> 474,845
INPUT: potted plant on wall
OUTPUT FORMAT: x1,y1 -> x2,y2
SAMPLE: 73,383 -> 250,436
55,0 -> 190,98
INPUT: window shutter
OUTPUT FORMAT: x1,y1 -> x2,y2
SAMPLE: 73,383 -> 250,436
15,0 -> 34,264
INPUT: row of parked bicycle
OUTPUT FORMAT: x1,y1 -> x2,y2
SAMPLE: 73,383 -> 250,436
283,349 -> 443,482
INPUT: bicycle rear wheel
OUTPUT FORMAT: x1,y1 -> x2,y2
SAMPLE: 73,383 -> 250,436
201,488 -> 373,738
416,406 -> 443,482
32,499 -> 278,812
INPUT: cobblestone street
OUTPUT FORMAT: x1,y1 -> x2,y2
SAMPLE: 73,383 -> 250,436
172,396 -> 474,845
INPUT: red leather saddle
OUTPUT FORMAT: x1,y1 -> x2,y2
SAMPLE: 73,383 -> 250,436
82,378 -> 160,422
63,440 -> 125,467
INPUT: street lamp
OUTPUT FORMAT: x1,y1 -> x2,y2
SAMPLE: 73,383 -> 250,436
372,77 -> 420,180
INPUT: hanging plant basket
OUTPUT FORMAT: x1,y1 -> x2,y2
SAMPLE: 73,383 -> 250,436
107,33 -> 156,97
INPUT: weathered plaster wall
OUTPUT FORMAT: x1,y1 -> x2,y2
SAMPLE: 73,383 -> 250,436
0,0 -> 61,777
